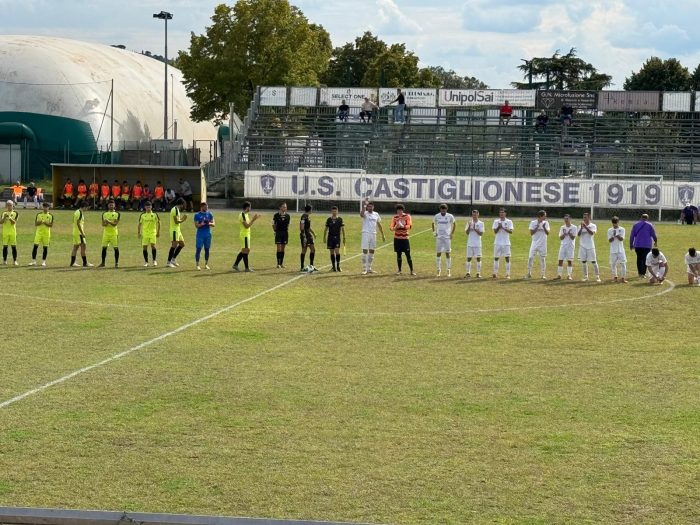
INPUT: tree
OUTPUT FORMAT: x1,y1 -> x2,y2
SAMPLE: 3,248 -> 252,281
513,48 -> 612,90
624,57 -> 691,91
178,1 -> 332,123
321,32 -> 387,87
691,64 -> 700,91
361,43 -> 423,87
422,66 -> 488,89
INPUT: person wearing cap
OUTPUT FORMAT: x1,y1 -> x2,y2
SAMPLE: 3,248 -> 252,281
1,200 -> 19,265
138,201 -> 160,267
194,201 -> 215,270
29,202 -> 53,266
629,213 -> 657,278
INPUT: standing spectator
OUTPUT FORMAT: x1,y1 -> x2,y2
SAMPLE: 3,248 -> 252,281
499,100 -> 513,125
629,213 -> 657,279
535,110 -> 549,133
337,99 -> 350,122
360,97 -> 377,123
680,203 -> 698,225
24,182 -> 38,209
684,247 -> 700,285
164,187 -> 176,210
179,179 -> 193,212
11,180 -> 25,205
608,216 -> 628,283
390,89 -> 406,124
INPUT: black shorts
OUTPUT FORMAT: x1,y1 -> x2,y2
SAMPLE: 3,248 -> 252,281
394,238 -> 410,253
327,235 -> 341,249
300,231 -> 314,246
275,231 -> 289,245
184,194 -> 193,202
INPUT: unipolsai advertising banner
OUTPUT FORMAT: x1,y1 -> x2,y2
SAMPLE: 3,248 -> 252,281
439,89 -> 536,107
246,170 -> 697,209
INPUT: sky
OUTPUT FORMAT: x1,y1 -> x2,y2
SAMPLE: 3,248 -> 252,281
2,0 -> 700,89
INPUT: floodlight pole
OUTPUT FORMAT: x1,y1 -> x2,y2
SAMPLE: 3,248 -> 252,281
153,10 -> 173,141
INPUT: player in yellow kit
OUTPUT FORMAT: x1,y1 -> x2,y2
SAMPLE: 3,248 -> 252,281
1,200 -> 19,265
138,200 -> 160,267
70,200 -> 93,267
99,199 -> 121,268
167,198 -> 187,267
29,202 -> 53,266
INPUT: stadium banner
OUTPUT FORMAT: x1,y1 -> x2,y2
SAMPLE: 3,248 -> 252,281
439,89 -> 536,107
320,87 -> 378,107
259,86 -> 287,106
289,87 -> 318,106
536,90 -> 597,110
597,91 -> 660,111
661,92 -> 691,112
246,171 -> 697,209
378,88 -> 437,107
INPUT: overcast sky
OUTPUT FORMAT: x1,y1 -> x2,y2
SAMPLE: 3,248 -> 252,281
2,0 -> 700,89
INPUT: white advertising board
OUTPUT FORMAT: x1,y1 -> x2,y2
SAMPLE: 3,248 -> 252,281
259,86 -> 287,106
439,89 -> 536,107
319,87 -> 377,107
378,88 -> 437,107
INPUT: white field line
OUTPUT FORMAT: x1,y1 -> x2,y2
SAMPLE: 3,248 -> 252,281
0,230 -> 431,410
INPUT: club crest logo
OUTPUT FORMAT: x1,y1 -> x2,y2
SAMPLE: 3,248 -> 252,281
678,185 -> 694,205
260,174 -> 275,195
539,93 -> 555,109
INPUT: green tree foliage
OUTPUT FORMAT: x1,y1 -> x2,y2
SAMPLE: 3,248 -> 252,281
691,64 -> 700,91
178,1 -> 332,123
513,48 -> 612,90
624,57 -> 691,91
422,66 -> 488,89
321,32 -> 387,87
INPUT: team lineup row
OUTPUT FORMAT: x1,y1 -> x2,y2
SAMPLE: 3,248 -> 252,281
1,198 -> 699,285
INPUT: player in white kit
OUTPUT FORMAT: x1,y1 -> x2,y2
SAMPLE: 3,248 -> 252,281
684,247 -> 700,285
646,248 -> 668,284
577,212 -> 601,282
432,203 -> 455,276
492,208 -> 513,279
555,214 -> 578,280
465,210 -> 484,278
360,199 -> 385,274
527,210 -> 550,279
607,216 -> 628,283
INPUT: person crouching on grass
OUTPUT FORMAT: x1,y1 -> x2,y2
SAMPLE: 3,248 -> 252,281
646,247 -> 668,284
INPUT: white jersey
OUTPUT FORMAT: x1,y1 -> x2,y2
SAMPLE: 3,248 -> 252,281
608,226 -> 626,254
646,251 -> 667,268
361,211 -> 381,235
685,252 -> 700,265
529,219 -> 549,248
578,222 -> 597,249
493,218 -> 513,246
465,220 -> 484,247
559,225 -> 578,249
433,213 -> 455,239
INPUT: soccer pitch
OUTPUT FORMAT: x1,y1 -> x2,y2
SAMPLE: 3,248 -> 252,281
0,209 -> 698,524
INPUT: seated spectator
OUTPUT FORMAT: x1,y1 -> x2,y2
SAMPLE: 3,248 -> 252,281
164,187 -> 176,210
338,99 -> 350,122
560,105 -> 574,126
11,180 -> 25,205
535,110 -> 549,133
499,100 -> 513,125
360,97 -> 377,123
36,187 -> 44,206
24,182 -> 37,209
141,184 -> 153,211
153,181 -> 165,211
75,179 -> 88,208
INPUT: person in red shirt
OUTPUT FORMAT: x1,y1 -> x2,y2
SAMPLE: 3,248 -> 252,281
100,180 -> 111,209
153,181 -> 165,211
499,100 -> 513,125
62,179 -> 74,209
75,179 -> 88,208
131,180 -> 143,211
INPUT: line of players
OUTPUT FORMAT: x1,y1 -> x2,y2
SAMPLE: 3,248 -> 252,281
2,197 -> 699,285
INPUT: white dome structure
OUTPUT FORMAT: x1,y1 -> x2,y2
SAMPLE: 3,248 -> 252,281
0,35 -> 217,149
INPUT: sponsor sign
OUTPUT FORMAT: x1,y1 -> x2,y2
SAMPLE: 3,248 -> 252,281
378,88 -> 437,107
319,87 -> 377,107
536,91 -> 598,111
662,92 -> 692,112
439,89 -> 536,107
259,86 -> 287,106
289,87 -> 318,106
597,91 -> 660,111
246,171 -> 695,209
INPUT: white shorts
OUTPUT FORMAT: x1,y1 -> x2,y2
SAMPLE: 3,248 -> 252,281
558,245 -> 575,261
610,252 -> 627,266
436,237 -> 451,253
361,232 -> 376,251
579,247 -> 597,262
529,244 -> 547,258
494,244 -> 511,258
466,246 -> 482,258
650,265 -> 666,278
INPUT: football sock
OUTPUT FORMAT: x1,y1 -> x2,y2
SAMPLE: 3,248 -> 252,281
32,245 -> 38,259
11,246 -> 17,261
494,259 -> 500,273
204,247 -> 210,261
173,245 -> 183,260
234,252 -> 243,266
557,265 -> 563,276
70,255 -> 76,266
477,261 -> 481,273
368,254 -> 374,268
540,257 -> 546,274
2,246 -> 6,261
446,257 -> 452,270
276,252 -> 282,265
527,257 -> 534,274
406,253 -> 413,271
436,256 -> 441,270
143,248 -> 149,262
620,263 -> 626,277
300,253 -> 305,269
310,252 -> 315,266
82,256 -> 88,266
567,265 -> 573,276
361,254 -> 367,270
505,261 -> 511,274
101,247 -> 107,264
242,253 -> 249,270
396,253 -> 402,271
280,251 -> 285,265
335,253 -> 341,267
195,247 -> 202,263
593,262 -> 600,276
114,248 -> 119,264
42,247 -> 48,261
330,253 -> 336,269
167,247 -> 175,262
467,261 -> 472,273
582,262 -> 589,278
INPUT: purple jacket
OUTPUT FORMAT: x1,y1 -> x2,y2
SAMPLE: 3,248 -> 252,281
629,220 -> 657,249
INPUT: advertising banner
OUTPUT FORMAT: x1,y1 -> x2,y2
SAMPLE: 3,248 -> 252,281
259,86 -> 287,106
536,91 -> 598,110
662,92 -> 692,112
319,87 -> 377,107
439,89 -> 536,107
289,87 -> 318,106
597,91 -> 660,111
378,88 -> 437,107
246,171 -> 694,209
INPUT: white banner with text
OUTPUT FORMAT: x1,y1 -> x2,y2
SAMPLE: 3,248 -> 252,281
246,171 -> 697,209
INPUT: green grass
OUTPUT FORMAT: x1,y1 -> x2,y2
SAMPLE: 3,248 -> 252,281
0,208 -> 698,524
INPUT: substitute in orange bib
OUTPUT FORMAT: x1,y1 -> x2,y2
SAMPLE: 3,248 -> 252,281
62,179 -> 74,208
131,180 -> 143,211
75,179 -> 88,208
100,180 -> 111,209
120,180 -> 131,210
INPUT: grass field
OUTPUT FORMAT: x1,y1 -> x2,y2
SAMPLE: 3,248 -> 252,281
0,208 -> 698,524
